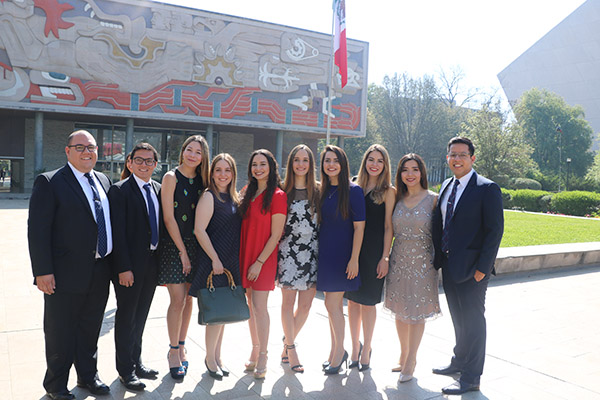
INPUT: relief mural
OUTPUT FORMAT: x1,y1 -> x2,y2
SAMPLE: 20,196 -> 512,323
0,0 -> 367,135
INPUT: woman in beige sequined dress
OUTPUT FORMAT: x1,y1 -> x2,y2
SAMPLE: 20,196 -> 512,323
384,153 -> 441,383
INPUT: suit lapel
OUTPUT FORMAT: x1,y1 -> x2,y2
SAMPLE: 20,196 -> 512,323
61,165 -> 95,220
438,178 -> 452,210
451,171 -> 478,219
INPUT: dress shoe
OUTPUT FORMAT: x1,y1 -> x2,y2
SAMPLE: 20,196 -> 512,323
136,364 -> 159,379
119,374 -> 146,391
432,364 -> 462,375
76,377 -> 110,395
398,373 -> 413,383
442,380 -> 480,395
46,391 -> 75,400
205,358 -> 223,380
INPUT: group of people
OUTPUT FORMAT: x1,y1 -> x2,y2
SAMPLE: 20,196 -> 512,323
28,129 -> 503,400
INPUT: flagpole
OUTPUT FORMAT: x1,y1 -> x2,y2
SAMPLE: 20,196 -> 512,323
326,1 -> 336,145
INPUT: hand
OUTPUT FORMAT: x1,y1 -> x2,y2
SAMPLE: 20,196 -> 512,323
346,258 -> 359,280
179,251 -> 192,275
474,270 -> 486,282
36,274 -> 56,295
119,271 -> 134,287
376,258 -> 389,279
212,259 -> 224,275
247,261 -> 262,281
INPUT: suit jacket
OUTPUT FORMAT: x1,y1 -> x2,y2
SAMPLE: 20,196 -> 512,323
432,171 -> 504,283
28,165 -> 112,294
108,176 -> 161,280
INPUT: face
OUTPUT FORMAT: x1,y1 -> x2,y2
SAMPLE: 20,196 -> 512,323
65,132 -> 97,173
128,149 -> 157,182
292,149 -> 310,177
213,159 -> 233,191
447,143 -> 475,179
323,151 -> 341,179
365,150 -> 385,178
401,159 -> 421,188
251,154 -> 270,182
182,141 -> 203,168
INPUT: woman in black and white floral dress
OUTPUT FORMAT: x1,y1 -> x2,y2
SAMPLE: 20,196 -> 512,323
277,144 -> 320,373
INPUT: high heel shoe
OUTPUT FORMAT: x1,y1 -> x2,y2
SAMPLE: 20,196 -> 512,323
398,360 -> 416,382
245,344 -> 259,372
281,336 -> 289,364
324,351 -> 348,375
204,359 -> 223,380
179,341 -> 188,373
285,344 -> 304,373
254,351 -> 268,379
217,361 -> 229,377
322,360 -> 330,370
167,345 -> 185,380
348,342 -> 362,369
359,349 -> 372,371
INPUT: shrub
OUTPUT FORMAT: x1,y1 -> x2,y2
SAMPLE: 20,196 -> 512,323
501,188 -> 514,209
514,178 -> 542,190
539,195 -> 553,213
511,189 -> 551,212
551,191 -> 600,216
493,174 -> 511,189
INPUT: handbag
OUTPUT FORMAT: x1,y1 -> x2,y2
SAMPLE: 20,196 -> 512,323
196,268 -> 250,325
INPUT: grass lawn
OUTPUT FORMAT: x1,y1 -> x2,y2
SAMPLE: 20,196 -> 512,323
501,210 -> 600,247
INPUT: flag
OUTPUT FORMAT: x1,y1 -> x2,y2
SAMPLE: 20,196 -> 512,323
333,0 -> 347,88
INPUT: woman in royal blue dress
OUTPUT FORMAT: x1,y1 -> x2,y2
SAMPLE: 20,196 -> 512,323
316,145 -> 365,375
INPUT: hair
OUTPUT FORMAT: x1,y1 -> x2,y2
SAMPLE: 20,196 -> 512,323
239,149 -> 281,216
319,145 -> 351,221
179,135 -> 209,188
66,129 -> 94,146
356,144 -> 392,205
395,153 -> 429,202
130,142 -> 158,161
121,152 -> 132,180
282,144 -> 320,214
447,136 -> 475,156
208,153 -> 240,205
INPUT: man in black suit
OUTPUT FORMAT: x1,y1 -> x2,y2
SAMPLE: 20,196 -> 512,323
28,130 -> 112,400
432,137 -> 504,395
108,142 -> 161,391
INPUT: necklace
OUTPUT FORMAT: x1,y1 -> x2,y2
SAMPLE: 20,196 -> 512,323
328,187 -> 338,199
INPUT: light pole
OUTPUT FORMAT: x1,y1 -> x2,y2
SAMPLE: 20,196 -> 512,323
566,158 -> 572,191
556,123 -> 563,191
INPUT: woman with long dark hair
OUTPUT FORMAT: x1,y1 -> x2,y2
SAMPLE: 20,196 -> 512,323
239,149 -> 287,379
159,135 -> 209,379
344,144 -> 395,371
316,145 -> 365,375
277,144 -> 320,373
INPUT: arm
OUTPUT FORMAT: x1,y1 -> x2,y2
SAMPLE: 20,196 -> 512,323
160,172 -> 191,274
107,184 -> 134,287
376,187 -> 396,279
475,183 -> 504,280
247,212 -> 286,281
194,191 -> 223,275
346,220 -> 365,279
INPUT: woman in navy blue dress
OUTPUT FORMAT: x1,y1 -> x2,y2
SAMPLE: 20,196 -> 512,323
316,145 -> 366,374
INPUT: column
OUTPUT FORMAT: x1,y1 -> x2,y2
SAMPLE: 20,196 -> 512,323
125,118 -> 134,155
206,124 -> 214,158
34,112 -> 43,174
276,130 -> 283,170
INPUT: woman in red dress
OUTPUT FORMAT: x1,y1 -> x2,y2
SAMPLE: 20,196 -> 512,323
239,149 -> 287,379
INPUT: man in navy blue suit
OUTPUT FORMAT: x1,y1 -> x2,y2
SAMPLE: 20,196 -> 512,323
432,137 -> 504,395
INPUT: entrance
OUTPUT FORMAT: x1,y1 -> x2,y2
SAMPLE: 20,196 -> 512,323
0,159 -> 24,193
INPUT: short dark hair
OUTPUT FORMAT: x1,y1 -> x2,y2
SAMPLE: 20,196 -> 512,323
447,136 -> 475,156
130,142 -> 158,161
66,129 -> 94,145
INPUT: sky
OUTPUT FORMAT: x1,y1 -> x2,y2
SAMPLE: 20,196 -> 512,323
159,0 -> 586,106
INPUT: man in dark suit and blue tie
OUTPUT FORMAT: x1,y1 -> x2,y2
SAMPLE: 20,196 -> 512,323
432,137 -> 504,395
108,142 -> 161,392
28,130 -> 113,400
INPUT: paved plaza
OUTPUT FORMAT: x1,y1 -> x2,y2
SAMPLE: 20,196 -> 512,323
1,199 -> 599,400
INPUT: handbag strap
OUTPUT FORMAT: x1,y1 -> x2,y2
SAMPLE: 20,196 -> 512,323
206,268 -> 236,291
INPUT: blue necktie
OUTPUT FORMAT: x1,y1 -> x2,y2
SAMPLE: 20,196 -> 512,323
143,183 -> 159,247
441,179 -> 460,253
84,172 -> 108,258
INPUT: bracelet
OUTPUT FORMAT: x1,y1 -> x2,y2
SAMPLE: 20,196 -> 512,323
256,258 -> 265,264
383,256 -> 389,262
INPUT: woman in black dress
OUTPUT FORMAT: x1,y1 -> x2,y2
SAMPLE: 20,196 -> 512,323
344,144 -> 395,371
191,153 -> 241,380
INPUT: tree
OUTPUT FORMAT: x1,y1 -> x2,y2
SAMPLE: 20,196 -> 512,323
513,88 -> 594,178
460,99 -> 537,184
343,106 -> 383,175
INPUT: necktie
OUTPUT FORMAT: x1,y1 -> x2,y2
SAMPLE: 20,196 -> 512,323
441,179 -> 460,253
143,183 -> 159,247
84,172 -> 108,258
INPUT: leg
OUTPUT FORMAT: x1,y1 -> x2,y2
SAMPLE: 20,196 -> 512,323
215,325 -> 225,366
251,290 -> 270,377
178,282 -> 194,364
166,283 -> 187,369
131,263 -> 158,369
442,275 -> 466,370
205,325 -> 223,371
245,289 -> 260,366
401,322 -> 425,376
347,300 -> 362,363
113,279 -> 143,377
360,305 -> 377,366
293,288 -> 316,336
395,318 -> 409,368
281,288 -> 297,361
324,291 -> 346,367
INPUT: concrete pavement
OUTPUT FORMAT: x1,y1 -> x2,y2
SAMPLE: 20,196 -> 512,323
1,199 -> 599,399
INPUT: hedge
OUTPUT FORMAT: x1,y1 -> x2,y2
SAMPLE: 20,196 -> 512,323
501,188 -> 600,216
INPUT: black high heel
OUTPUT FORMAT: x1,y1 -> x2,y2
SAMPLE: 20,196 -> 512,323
348,342 -> 362,369
324,351 -> 348,375
285,344 -> 304,373
167,345 -> 185,380
359,349 -> 372,371
205,359 -> 223,380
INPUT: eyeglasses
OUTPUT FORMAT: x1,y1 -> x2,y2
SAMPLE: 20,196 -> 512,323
447,152 -> 471,159
68,144 -> 97,153
132,157 -> 157,166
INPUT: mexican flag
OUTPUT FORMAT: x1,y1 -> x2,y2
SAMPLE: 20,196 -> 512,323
333,0 -> 347,88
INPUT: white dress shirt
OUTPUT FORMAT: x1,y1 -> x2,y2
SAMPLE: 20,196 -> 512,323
440,168 -> 475,228
131,174 -> 160,250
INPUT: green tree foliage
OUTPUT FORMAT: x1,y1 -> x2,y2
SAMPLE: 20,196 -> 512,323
344,106 -> 383,175
513,88 -> 594,177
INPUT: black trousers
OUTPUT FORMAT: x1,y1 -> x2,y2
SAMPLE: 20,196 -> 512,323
113,254 -> 158,377
442,263 -> 489,385
43,258 -> 110,393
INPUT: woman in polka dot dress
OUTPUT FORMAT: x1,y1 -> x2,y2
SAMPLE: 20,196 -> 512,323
159,135 -> 209,379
